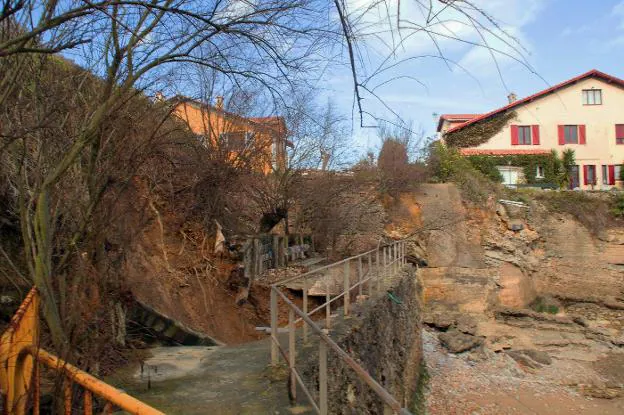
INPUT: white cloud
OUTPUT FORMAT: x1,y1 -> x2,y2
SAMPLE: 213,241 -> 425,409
614,1 -> 624,29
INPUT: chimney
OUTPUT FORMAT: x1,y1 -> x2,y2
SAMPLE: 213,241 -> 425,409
507,92 -> 517,104
215,96 -> 224,110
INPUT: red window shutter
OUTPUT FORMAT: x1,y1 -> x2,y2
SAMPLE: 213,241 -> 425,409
616,124 -> 624,140
579,125 -> 586,144
583,165 -> 589,185
510,125 -> 519,145
558,125 -> 565,145
532,125 -> 540,145
609,165 -> 616,185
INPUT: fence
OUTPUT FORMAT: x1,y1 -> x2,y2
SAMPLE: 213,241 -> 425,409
243,233 -> 311,279
0,288 -> 163,415
269,239 -> 412,415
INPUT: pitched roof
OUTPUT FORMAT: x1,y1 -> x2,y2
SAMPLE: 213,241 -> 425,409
436,114 -> 481,132
459,149 -> 551,156
445,69 -> 624,134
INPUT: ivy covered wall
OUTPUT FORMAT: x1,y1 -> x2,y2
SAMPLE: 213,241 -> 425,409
466,153 -> 559,185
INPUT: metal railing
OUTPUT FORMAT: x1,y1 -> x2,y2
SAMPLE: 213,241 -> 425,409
0,287 -> 164,415
269,239 -> 412,415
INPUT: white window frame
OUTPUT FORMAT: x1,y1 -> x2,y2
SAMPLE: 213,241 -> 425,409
582,89 -> 602,105
535,165 -> 545,179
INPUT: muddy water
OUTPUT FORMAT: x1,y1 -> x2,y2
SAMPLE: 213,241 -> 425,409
109,338 -> 307,414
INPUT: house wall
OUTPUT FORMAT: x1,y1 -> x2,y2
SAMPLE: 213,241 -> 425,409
458,78 -> 624,189
173,101 -> 284,174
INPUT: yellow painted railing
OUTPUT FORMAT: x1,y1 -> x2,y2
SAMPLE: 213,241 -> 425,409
0,287 -> 164,415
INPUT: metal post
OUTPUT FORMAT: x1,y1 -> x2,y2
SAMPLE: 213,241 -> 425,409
303,277 -> 308,343
270,288 -> 279,365
382,247 -> 387,291
288,308 -> 296,402
357,256 -> 363,296
33,361 -> 40,415
343,260 -> 350,317
376,248 -> 381,293
319,341 -> 328,415
325,277 -> 331,330
64,380 -> 72,415
84,390 -> 93,415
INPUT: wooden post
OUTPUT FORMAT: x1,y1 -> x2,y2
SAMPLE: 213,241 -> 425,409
343,260 -> 350,317
303,277 -> 308,343
284,236 -> 289,267
319,341 -> 328,415
244,240 -> 253,285
357,256 -> 363,296
288,308 -> 296,402
253,238 -> 262,277
272,235 -> 280,269
367,252 -> 373,296
270,288 -> 279,365
393,244 -> 397,275
299,235 -> 304,259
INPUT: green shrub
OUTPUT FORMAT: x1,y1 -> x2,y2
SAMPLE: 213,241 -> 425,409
427,142 -> 502,204
612,193 -> 624,218
531,297 -> 560,314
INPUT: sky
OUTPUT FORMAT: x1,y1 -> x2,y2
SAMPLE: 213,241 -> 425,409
329,0 -> 624,157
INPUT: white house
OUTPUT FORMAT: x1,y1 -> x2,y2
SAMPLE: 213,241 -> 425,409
438,69 -> 624,190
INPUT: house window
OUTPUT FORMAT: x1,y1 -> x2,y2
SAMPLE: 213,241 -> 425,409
616,124 -> 624,144
536,165 -> 545,179
602,165 -> 608,185
585,165 -> 596,185
564,125 -> 579,144
616,165 -> 623,181
518,126 -> 532,145
582,89 -> 602,105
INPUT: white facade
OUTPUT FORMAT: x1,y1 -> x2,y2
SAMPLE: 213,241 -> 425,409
441,71 -> 624,190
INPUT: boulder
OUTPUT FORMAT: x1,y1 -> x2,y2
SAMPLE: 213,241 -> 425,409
506,349 -> 552,369
439,328 -> 483,353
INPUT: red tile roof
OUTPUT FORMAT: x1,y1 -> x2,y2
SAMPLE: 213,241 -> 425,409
446,69 -> 624,134
436,114 -> 481,132
459,149 -> 551,156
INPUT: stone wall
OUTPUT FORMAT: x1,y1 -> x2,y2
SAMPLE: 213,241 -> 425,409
302,266 -> 423,414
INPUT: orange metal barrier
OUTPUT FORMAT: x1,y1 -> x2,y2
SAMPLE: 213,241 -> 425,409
0,287 -> 164,415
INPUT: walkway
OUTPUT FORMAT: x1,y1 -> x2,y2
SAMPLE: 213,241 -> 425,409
109,337 -> 312,415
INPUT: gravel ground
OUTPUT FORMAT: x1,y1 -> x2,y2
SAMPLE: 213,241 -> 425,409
423,329 -> 624,414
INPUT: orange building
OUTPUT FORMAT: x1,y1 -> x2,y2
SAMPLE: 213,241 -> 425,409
171,95 -> 290,173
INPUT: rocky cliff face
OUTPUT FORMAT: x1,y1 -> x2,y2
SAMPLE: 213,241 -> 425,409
408,184 -> 624,411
